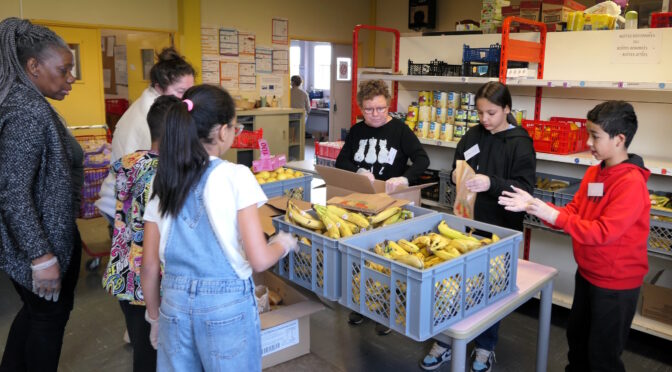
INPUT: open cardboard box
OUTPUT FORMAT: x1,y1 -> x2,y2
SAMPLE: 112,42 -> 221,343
254,271 -> 325,368
641,269 -> 672,325
315,165 -> 435,207
259,196 -> 312,236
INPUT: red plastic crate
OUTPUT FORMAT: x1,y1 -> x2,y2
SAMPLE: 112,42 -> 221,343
232,128 -> 263,149
549,117 -> 588,151
315,141 -> 343,160
522,118 -> 585,154
105,99 -> 129,115
651,12 -> 672,28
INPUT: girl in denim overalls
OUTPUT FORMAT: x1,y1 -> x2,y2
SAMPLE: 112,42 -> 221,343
140,84 -> 298,371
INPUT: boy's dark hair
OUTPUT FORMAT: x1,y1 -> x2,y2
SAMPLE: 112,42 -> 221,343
290,75 -> 302,87
587,101 -> 638,147
475,81 -> 517,126
153,84 -> 236,217
149,48 -> 196,91
147,95 -> 181,142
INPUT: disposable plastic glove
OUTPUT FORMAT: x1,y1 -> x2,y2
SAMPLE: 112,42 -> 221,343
31,256 -> 61,302
499,186 -> 559,224
145,310 -> 159,350
269,231 -> 299,258
465,174 -> 491,193
356,168 -> 375,183
385,176 -> 409,193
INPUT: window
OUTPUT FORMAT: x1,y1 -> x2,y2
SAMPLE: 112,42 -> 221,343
290,45 -> 301,78
313,44 -> 331,90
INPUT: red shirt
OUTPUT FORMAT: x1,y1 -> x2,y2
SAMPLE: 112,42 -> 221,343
547,157 -> 650,290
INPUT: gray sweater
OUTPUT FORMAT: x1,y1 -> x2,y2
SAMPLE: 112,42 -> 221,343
0,81 -> 75,289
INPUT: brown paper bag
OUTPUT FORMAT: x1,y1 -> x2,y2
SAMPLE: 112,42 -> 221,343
453,160 -> 476,219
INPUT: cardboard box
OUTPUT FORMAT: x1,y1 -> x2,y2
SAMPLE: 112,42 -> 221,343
642,269 -> 672,325
541,0 -> 585,24
520,1 -> 542,22
501,5 -> 521,18
315,165 -> 435,207
259,196 -> 312,236
255,271 -> 325,368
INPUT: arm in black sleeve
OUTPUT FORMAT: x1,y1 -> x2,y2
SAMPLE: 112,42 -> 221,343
399,125 -> 430,184
487,138 -> 536,197
334,128 -> 359,172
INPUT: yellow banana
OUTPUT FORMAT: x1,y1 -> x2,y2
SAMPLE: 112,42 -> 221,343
381,211 -> 402,226
345,212 -> 370,229
373,243 -> 388,258
315,208 -> 340,239
394,254 -> 424,269
434,248 -> 461,261
429,233 -> 450,251
492,233 -> 500,243
448,239 -> 481,253
325,209 -> 353,237
386,240 -> 408,258
369,207 -> 401,225
288,203 -> 325,230
343,220 -> 360,234
299,237 -> 312,246
412,235 -> 431,248
397,239 -> 420,253
480,238 -> 493,245
326,204 -> 350,218
437,220 -> 479,242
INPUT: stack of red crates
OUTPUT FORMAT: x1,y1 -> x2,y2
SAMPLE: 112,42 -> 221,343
315,141 -> 344,167
522,116 -> 588,154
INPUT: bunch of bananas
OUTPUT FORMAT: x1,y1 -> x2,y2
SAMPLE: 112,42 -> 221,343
370,220 -> 501,270
283,201 -> 413,240
535,177 -> 569,191
651,194 -> 672,213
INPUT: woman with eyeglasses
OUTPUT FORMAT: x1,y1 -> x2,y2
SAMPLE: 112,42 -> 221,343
335,79 -> 430,334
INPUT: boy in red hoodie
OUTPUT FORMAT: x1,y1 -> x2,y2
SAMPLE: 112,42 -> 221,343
498,101 -> 650,372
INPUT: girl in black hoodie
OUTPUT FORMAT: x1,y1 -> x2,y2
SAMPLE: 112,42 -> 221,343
420,82 -> 536,372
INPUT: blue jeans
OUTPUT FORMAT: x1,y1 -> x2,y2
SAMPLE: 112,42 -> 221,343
157,275 -> 261,372
437,321 -> 500,351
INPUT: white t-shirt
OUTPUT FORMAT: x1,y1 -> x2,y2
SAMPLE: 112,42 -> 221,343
143,157 -> 267,279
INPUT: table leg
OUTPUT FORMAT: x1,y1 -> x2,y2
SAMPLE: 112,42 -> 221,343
536,280 -> 554,372
451,339 -> 467,372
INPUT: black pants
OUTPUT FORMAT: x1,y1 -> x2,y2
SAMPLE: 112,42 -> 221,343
0,230 -> 82,372
119,301 -> 157,372
565,271 -> 640,372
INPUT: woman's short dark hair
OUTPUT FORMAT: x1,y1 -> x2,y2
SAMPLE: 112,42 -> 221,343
356,80 -> 391,107
475,81 -> 517,126
587,101 -> 638,147
153,84 -> 236,217
291,75 -> 302,87
149,47 -> 195,91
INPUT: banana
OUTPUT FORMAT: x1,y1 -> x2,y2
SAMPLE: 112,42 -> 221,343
412,235 -> 431,248
492,233 -> 500,243
345,212 -> 370,229
429,233 -> 450,251
397,239 -> 420,253
433,247 -> 461,261
299,237 -> 312,246
386,240 -> 408,258
322,207 -> 353,237
381,211 -> 402,226
369,207 -> 401,225
400,210 -> 413,220
448,239 -> 481,253
314,207 -> 340,239
326,204 -> 350,217
373,243 -> 389,258
343,220 -> 360,234
288,203 -> 325,230
395,254 -> 424,269
480,238 -> 493,245
437,220 -> 479,242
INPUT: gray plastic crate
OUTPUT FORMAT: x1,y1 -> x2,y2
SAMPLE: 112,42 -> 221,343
649,209 -> 672,257
554,183 -> 581,207
272,205 -> 436,301
534,172 -> 580,203
338,213 -> 522,341
261,174 -> 312,201
438,171 -> 455,211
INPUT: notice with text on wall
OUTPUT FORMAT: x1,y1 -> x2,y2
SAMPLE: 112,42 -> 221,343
612,29 -> 661,64
256,47 -> 272,73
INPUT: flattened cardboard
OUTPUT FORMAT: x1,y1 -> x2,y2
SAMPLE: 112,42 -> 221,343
254,271 -> 325,368
315,165 -> 436,206
259,204 -> 283,236
266,196 -> 312,212
326,193 -> 396,214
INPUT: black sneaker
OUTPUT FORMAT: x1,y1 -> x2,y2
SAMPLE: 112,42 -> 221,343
374,323 -> 391,335
348,311 -> 364,325
420,342 -> 452,370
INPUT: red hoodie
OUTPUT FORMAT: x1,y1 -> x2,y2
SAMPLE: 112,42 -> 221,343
546,155 -> 650,290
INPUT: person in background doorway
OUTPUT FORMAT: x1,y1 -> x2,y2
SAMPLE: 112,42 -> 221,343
95,47 -> 195,239
101,95 -> 179,372
420,81 -> 535,372
336,79 -> 430,336
0,18 -> 83,371
141,85 -> 299,371
499,101 -> 649,372
290,74 -> 311,115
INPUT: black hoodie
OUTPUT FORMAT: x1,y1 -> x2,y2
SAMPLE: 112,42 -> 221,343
452,124 -> 536,231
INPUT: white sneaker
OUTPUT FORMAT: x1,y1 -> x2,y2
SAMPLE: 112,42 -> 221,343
420,342 -> 452,370
471,348 -> 495,372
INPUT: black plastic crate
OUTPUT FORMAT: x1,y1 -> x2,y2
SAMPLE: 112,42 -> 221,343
419,169 -> 440,201
408,59 -> 463,77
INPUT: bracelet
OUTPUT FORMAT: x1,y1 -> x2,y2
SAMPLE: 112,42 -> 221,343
30,256 -> 58,271
145,310 -> 159,324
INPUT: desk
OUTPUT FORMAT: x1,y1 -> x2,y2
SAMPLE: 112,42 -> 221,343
434,260 -> 558,372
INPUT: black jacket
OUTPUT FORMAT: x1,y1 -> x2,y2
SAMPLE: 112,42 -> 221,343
335,118 -> 430,184
452,124 -> 536,231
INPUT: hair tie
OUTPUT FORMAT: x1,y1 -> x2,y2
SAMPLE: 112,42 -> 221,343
183,99 -> 194,112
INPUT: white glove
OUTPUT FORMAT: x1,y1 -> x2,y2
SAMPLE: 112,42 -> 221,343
356,168 -> 375,183
269,231 -> 299,258
145,310 -> 159,350
31,256 -> 61,302
465,174 -> 491,193
499,186 -> 559,224
385,176 -> 409,193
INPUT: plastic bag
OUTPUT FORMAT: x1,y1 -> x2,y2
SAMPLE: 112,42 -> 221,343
255,285 -> 270,314
453,160 -> 477,219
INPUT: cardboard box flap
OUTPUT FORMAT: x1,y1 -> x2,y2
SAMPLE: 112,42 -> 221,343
327,193 -> 397,214
315,165 -> 376,193
259,204 -> 283,236
266,196 -> 312,212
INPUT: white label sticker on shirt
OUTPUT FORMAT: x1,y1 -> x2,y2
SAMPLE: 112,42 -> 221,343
386,148 -> 397,165
464,144 -> 480,161
587,183 -> 604,197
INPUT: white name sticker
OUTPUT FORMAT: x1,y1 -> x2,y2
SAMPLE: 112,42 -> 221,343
387,147 -> 397,164
464,144 -> 480,161
587,183 -> 604,197
261,319 -> 300,356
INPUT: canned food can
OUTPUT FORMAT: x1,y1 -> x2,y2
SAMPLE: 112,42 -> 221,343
444,107 -> 455,124
456,109 -> 467,121
435,107 -> 447,124
430,121 -> 441,140
418,106 -> 431,122
406,105 -> 419,122
468,110 -> 479,123
433,91 -> 448,108
430,106 -> 437,122
440,123 -> 454,142
418,91 -> 433,106
404,120 -> 417,131
453,121 -> 467,139
460,92 -> 475,108
448,92 -> 461,109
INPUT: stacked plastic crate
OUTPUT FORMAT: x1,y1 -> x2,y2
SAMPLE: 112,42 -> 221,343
74,128 -> 111,218
314,141 -> 344,167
